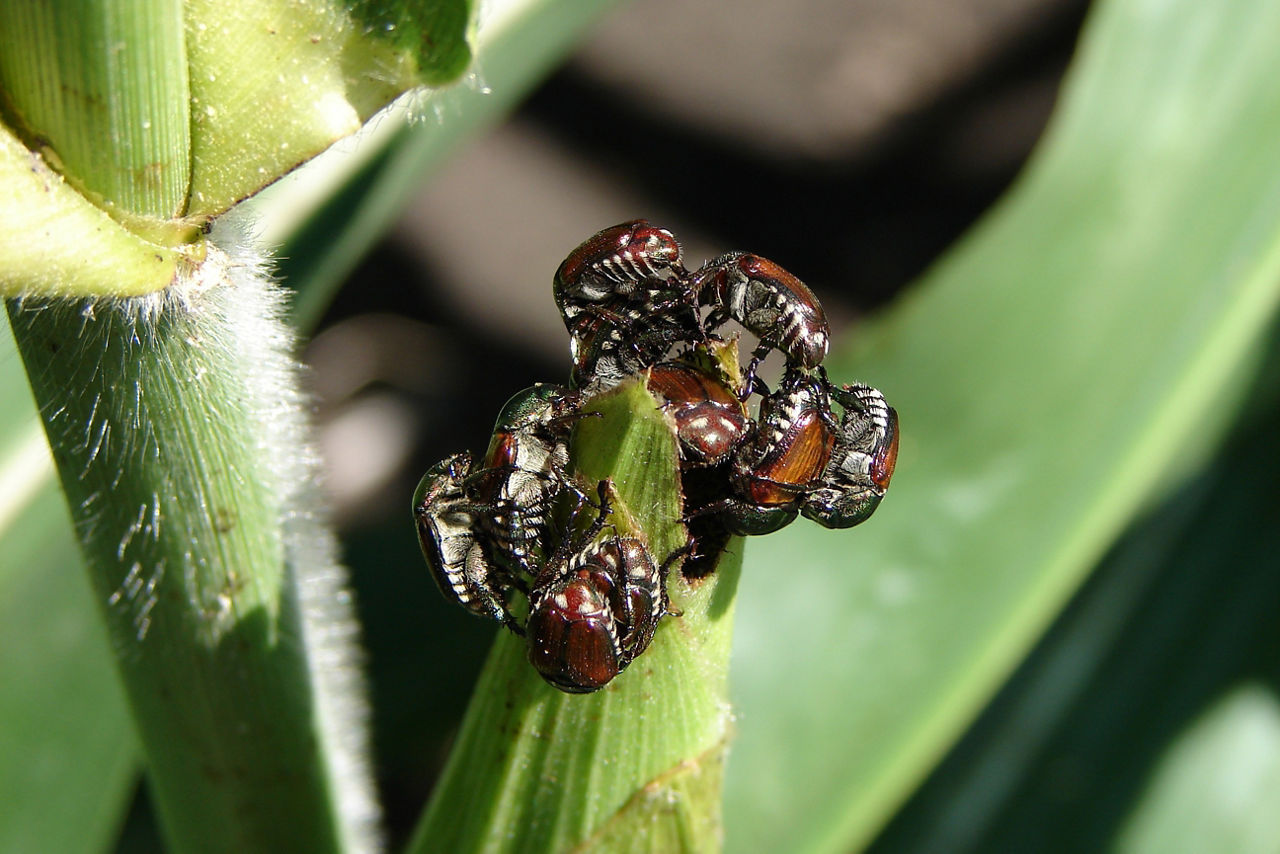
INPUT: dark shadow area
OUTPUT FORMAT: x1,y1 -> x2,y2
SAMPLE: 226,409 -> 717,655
521,0 -> 1088,313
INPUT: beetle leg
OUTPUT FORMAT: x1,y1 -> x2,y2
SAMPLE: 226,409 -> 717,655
583,480 -> 613,540
679,497 -> 739,524
547,409 -> 602,437
660,540 -> 695,574
741,470 -> 823,493
657,540 -> 695,619
738,341 -> 773,401
501,611 -> 526,638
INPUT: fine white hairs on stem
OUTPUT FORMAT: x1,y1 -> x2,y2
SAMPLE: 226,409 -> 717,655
210,217 -> 383,854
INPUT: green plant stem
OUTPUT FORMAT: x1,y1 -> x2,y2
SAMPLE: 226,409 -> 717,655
0,0 -> 190,221
6,238 -> 376,853
410,378 -> 740,853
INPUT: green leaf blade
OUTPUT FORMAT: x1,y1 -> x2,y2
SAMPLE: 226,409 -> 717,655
866,371 -> 1280,852
346,0 -> 475,86
0,475 -> 138,854
723,0 -> 1280,850
1117,686 -> 1280,854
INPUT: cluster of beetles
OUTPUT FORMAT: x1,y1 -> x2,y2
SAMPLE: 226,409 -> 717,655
413,220 -> 899,693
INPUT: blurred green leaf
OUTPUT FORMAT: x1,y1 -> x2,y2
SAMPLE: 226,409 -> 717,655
346,0 -> 474,86
1118,686 -> 1280,854
0,323 -> 138,854
723,0 -> 1280,850
862,338 -> 1280,852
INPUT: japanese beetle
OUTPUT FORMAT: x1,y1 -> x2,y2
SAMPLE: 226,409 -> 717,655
527,533 -> 675,694
688,251 -> 830,391
568,303 -> 698,392
645,360 -> 752,467
553,219 -> 688,310
802,382 -> 899,528
411,452 -> 523,633
693,368 -> 837,536
475,384 -> 582,491
466,384 -> 587,577
555,220 -> 703,391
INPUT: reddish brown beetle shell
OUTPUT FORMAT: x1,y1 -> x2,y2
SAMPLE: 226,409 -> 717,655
686,368 -> 837,537
526,572 -> 622,693
554,221 -> 701,391
646,362 -> 752,466
526,535 -> 670,693
690,251 -> 830,370
481,431 -> 519,473
801,382 -> 899,530
735,406 -> 835,506
733,369 -> 836,506
554,220 -> 685,307
870,408 -> 900,490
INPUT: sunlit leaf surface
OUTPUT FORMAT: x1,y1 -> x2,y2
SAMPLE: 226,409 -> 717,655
723,0 -> 1280,850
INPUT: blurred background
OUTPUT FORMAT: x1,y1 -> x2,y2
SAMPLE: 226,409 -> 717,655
276,0 -> 1091,847
8,0 -> 1280,850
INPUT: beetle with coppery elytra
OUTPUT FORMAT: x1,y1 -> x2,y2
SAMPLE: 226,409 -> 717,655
687,251 -> 830,396
802,382 -> 899,529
